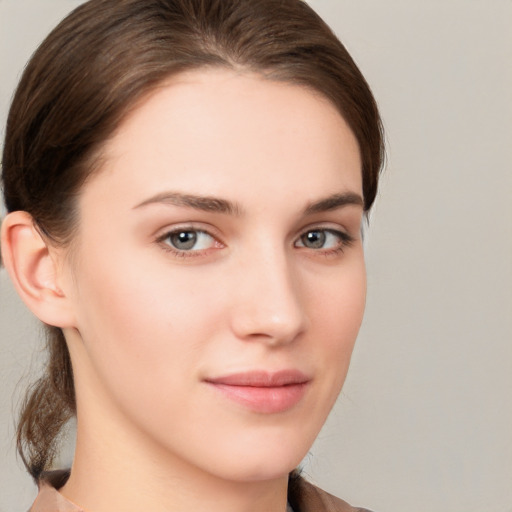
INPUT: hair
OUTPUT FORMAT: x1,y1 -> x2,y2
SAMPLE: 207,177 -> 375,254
1,0 -> 384,480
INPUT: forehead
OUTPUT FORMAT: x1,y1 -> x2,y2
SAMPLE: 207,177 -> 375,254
84,68 -> 362,209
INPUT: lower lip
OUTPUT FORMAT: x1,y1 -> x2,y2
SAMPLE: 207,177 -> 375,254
206,382 -> 309,414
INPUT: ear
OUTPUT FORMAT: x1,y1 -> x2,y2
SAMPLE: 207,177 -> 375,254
1,211 -> 76,328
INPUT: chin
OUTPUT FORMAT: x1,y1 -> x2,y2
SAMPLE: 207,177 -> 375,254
201,431 -> 314,483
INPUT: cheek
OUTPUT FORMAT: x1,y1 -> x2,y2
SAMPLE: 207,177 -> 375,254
69,255 -> 231,468
70,243 -> 221,409
312,254 -> 366,344
306,254 -> 366,394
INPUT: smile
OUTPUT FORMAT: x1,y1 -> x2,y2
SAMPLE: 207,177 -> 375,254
204,370 -> 311,414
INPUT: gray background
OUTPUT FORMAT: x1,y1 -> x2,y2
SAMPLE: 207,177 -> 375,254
1,1 -> 511,511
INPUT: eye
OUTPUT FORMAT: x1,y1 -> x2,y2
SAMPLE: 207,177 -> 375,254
160,229 -> 217,252
295,228 -> 353,251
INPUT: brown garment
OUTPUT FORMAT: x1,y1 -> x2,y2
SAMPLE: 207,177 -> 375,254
288,473 -> 373,512
30,470 -> 373,512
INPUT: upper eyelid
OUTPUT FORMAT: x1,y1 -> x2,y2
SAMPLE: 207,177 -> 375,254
295,227 -> 354,244
296,222 -> 355,239
157,228 -> 220,247
155,222 -> 223,239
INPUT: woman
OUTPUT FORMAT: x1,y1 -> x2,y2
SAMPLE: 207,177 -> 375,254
0,0 -> 384,511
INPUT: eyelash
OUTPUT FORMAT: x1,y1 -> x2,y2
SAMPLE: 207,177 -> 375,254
156,226 -> 355,259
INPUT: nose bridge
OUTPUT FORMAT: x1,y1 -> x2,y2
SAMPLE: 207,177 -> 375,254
230,240 -> 308,344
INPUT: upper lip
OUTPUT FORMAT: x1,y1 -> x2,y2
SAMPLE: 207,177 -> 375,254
205,370 -> 310,387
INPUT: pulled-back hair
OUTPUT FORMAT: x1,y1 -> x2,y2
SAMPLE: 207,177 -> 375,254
1,0 -> 384,480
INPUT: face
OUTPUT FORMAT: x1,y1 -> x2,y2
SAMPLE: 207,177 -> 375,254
61,69 -> 365,483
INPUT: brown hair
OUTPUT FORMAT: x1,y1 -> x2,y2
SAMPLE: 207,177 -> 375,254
1,0 -> 384,480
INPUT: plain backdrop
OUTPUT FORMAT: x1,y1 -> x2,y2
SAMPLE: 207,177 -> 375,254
1,1 -> 511,511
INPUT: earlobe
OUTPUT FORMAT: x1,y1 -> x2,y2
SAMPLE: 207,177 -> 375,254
1,211 -> 76,328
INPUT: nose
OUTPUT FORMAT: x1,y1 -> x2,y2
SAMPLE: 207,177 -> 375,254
229,247 -> 309,346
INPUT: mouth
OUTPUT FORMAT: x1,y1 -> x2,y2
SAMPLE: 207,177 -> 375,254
204,370 -> 311,414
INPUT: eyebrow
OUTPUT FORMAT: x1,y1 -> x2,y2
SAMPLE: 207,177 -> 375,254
133,190 -> 363,216
303,192 -> 364,214
133,191 -> 242,215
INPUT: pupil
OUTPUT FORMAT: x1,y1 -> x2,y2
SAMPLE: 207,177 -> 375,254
304,231 -> 325,248
171,231 -> 197,250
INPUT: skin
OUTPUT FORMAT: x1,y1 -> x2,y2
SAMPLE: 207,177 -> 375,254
2,69 -> 365,512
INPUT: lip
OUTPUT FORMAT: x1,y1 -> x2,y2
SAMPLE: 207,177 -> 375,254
204,370 -> 311,414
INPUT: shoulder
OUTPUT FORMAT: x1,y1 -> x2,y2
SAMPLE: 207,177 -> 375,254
288,474 -> 374,512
